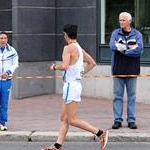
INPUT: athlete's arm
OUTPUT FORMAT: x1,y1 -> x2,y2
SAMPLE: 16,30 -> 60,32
50,46 -> 70,71
82,49 -> 96,74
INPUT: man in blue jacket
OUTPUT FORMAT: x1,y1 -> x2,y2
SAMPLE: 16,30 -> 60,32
109,12 -> 143,129
0,31 -> 18,131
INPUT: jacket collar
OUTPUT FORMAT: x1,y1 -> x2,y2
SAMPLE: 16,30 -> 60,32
6,44 -> 12,51
118,28 -> 136,36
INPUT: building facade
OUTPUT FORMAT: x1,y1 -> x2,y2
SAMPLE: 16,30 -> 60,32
1,0 -> 150,103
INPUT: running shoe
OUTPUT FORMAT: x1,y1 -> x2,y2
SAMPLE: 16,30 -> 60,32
100,130 -> 109,150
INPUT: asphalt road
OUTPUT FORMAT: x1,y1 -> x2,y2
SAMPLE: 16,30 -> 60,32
0,141 -> 149,150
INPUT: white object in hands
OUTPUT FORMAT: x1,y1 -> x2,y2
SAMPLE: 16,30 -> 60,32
128,44 -> 138,50
115,42 -> 127,51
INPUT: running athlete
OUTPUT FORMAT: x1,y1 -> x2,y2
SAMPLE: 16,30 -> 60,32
41,24 -> 109,150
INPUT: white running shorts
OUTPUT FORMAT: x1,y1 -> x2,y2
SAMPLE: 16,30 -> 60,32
62,81 -> 82,104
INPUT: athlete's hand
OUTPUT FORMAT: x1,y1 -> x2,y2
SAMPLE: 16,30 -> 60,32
50,64 -> 56,70
1,73 -> 8,79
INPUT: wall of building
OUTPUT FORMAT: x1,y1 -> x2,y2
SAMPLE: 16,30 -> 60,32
12,61 -> 55,98
12,0 -> 56,98
11,0 -> 97,98
0,0 -> 12,31
55,0 -> 97,60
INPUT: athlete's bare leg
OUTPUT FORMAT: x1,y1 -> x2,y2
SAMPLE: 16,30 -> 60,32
66,101 -> 99,134
56,100 -> 69,144
41,100 -> 109,150
56,100 -> 99,144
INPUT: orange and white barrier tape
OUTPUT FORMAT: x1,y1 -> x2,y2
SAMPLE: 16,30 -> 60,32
12,75 -> 62,79
11,74 -> 150,79
84,74 -> 150,78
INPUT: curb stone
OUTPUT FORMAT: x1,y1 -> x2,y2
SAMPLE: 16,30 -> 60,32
0,131 -> 150,142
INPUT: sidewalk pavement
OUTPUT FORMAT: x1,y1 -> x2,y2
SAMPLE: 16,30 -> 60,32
1,94 -> 150,142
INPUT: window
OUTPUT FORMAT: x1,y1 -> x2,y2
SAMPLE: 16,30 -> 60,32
97,0 -> 150,65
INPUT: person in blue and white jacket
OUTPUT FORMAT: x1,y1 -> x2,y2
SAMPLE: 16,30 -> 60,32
109,12 -> 143,130
0,31 -> 18,131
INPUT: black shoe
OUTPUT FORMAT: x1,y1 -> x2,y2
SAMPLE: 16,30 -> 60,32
128,122 -> 137,129
112,121 -> 122,129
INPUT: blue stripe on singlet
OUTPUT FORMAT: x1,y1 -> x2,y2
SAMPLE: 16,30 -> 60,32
63,70 -> 66,82
65,82 -> 70,104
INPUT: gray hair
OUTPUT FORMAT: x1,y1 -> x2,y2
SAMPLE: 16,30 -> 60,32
119,12 -> 132,22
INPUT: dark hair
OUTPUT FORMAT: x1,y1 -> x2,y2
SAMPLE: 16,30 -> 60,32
0,31 -> 9,38
63,24 -> 77,39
